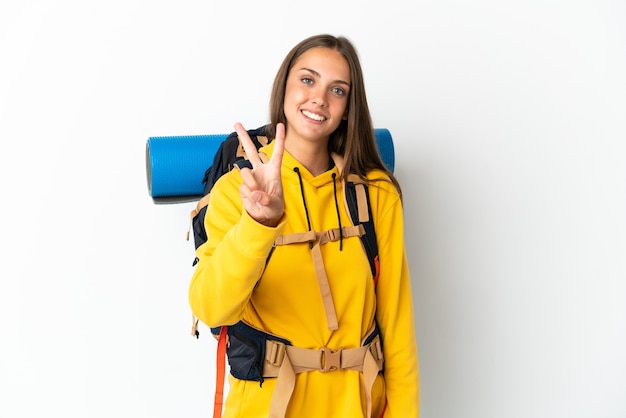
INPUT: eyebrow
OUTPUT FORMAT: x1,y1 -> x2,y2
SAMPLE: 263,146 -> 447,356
299,67 -> 351,87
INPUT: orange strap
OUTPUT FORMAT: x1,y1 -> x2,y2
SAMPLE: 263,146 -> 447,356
213,326 -> 228,418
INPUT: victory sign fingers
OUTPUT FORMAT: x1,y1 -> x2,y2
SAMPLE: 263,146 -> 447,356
234,122 -> 285,226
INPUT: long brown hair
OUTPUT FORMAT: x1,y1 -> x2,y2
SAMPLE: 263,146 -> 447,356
266,34 -> 401,198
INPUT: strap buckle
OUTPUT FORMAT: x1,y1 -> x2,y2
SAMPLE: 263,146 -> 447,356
326,228 -> 339,242
320,347 -> 343,372
368,338 -> 384,367
267,340 -> 287,367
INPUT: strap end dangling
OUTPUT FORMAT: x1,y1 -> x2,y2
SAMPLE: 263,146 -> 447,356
191,315 -> 200,339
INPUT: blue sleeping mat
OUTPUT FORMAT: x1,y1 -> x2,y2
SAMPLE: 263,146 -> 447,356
146,129 -> 395,203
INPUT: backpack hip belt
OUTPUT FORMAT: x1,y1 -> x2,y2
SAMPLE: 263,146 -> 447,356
263,326 -> 384,418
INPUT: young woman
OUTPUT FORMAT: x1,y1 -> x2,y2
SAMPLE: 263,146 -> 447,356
189,34 -> 419,417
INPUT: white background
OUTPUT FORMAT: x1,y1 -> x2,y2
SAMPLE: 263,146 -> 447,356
1,1 -> 625,417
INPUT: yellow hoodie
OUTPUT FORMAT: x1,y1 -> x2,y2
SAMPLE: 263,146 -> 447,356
189,141 -> 419,417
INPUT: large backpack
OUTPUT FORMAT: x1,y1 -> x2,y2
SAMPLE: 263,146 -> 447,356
187,125 -> 382,418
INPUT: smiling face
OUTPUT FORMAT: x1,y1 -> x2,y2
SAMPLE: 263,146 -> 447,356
283,47 -> 351,146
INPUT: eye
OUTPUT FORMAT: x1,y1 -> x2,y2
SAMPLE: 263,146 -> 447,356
301,77 -> 313,85
331,86 -> 346,96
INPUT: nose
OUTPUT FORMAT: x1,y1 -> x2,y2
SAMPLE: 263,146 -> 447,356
311,86 -> 328,107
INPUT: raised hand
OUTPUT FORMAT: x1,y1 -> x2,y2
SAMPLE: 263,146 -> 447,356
235,122 -> 286,227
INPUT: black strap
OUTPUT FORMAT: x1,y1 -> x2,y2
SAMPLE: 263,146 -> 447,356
344,182 -> 378,278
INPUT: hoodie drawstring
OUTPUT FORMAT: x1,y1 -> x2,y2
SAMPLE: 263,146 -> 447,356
293,167 -> 313,249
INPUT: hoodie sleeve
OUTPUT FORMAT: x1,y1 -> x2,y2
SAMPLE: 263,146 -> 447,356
372,180 -> 420,417
188,169 -> 286,328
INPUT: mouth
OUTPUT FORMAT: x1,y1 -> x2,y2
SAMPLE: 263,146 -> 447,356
301,109 -> 327,122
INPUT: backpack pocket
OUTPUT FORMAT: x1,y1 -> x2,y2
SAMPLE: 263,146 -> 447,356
226,321 -> 290,383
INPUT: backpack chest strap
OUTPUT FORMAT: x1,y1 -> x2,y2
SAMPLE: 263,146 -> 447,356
273,224 -> 364,246
273,225 -> 366,331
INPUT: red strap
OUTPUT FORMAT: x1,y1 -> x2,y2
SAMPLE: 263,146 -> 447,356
378,401 -> 387,417
373,255 -> 381,287
213,326 -> 228,418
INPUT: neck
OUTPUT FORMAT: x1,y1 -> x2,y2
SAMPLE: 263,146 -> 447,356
284,138 -> 330,176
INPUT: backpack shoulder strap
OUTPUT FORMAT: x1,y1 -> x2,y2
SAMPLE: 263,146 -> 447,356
344,177 -> 380,284
331,153 -> 380,284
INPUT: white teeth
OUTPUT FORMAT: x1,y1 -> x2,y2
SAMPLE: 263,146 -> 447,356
302,110 -> 326,121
